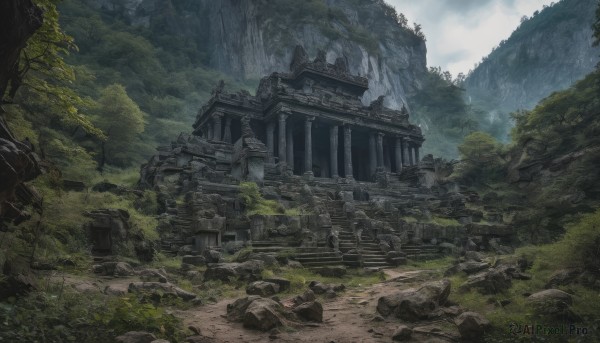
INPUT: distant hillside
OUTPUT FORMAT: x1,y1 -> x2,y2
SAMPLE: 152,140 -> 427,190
465,0 -> 599,140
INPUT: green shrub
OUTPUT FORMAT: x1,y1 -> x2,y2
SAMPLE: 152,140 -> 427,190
0,291 -> 184,342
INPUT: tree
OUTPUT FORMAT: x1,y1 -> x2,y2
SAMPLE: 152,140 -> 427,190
5,0 -> 102,137
458,131 -> 500,163
95,84 -> 145,170
455,131 -> 503,184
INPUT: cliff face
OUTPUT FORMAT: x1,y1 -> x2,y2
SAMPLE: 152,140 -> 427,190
465,0 -> 599,114
85,0 -> 427,110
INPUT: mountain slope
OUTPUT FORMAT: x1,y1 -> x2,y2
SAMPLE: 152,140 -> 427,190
465,0 -> 599,139
83,0 -> 427,110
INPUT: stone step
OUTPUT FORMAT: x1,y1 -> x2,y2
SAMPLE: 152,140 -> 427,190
294,252 -> 342,258
300,261 -> 345,267
362,262 -> 390,267
294,257 -> 344,264
251,241 -> 296,247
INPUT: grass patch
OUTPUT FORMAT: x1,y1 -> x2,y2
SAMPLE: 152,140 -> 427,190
407,256 -> 454,271
431,216 -> 461,227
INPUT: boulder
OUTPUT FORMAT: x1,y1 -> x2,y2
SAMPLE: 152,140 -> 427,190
97,261 -> 136,277
445,261 -> 489,276
464,251 -> 485,262
104,284 -> 128,296
150,340 -> 170,343
202,249 -> 222,264
246,281 -> 280,297
227,296 -> 283,331
455,311 -> 490,340
528,289 -> 575,317
247,253 -> 279,267
308,281 -> 330,295
227,296 -> 261,322
287,260 -> 303,268
128,282 -> 197,301
293,290 -> 315,306
204,260 -> 265,282
489,238 -> 514,254
182,255 -> 206,267
377,279 -> 451,321
243,298 -> 284,331
115,331 -> 157,343
314,266 -> 346,278
139,268 -> 168,283
293,301 -> 323,322
392,325 -> 413,341
459,269 -> 512,294
264,277 -> 291,292
545,269 -> 581,288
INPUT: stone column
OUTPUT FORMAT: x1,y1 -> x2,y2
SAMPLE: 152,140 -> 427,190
343,125 -> 353,180
395,137 -> 403,173
403,137 -> 411,166
414,144 -> 420,165
408,145 -> 414,166
266,122 -> 275,163
278,113 -> 287,165
330,125 -> 339,178
223,116 -> 232,143
376,132 -> 384,170
207,125 -> 213,140
287,123 -> 294,172
213,114 -> 222,141
368,133 -> 376,178
304,117 -> 314,176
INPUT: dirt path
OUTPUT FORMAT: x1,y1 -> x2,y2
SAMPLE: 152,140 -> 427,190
176,268 -> 456,343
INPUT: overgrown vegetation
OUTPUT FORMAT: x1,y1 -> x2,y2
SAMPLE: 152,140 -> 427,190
0,290 -> 184,342
239,182 -> 301,216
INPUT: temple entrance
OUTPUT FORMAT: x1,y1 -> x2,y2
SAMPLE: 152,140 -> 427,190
194,232 -> 220,251
312,123 -> 330,177
90,228 -> 112,253
351,130 -> 370,181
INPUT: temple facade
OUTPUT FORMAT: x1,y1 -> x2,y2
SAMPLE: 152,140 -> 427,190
192,46 -> 424,182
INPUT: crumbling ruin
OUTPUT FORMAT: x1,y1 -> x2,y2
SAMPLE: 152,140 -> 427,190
139,46 -> 512,269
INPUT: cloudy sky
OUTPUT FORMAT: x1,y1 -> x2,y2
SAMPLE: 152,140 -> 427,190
387,0 -> 556,76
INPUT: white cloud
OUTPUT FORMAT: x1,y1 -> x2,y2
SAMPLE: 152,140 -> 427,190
387,0 -> 556,76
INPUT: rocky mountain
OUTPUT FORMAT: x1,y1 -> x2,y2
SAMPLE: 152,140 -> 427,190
465,0 -> 599,130
83,0 -> 427,110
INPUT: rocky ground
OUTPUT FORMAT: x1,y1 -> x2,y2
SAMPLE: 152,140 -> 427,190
38,248 -> 597,343
44,258 -> 495,343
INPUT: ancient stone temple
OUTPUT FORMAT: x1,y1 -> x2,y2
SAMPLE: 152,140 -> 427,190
191,46 -> 424,182
140,46 -> 512,268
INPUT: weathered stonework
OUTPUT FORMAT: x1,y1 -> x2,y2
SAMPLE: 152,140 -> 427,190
139,46 -> 515,267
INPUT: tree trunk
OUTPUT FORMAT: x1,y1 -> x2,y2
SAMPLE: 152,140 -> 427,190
0,0 -> 43,222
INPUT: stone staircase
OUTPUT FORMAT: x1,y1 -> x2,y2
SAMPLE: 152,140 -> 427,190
249,240 -> 344,268
401,244 -> 443,261
160,203 -> 193,255
326,201 -> 392,268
